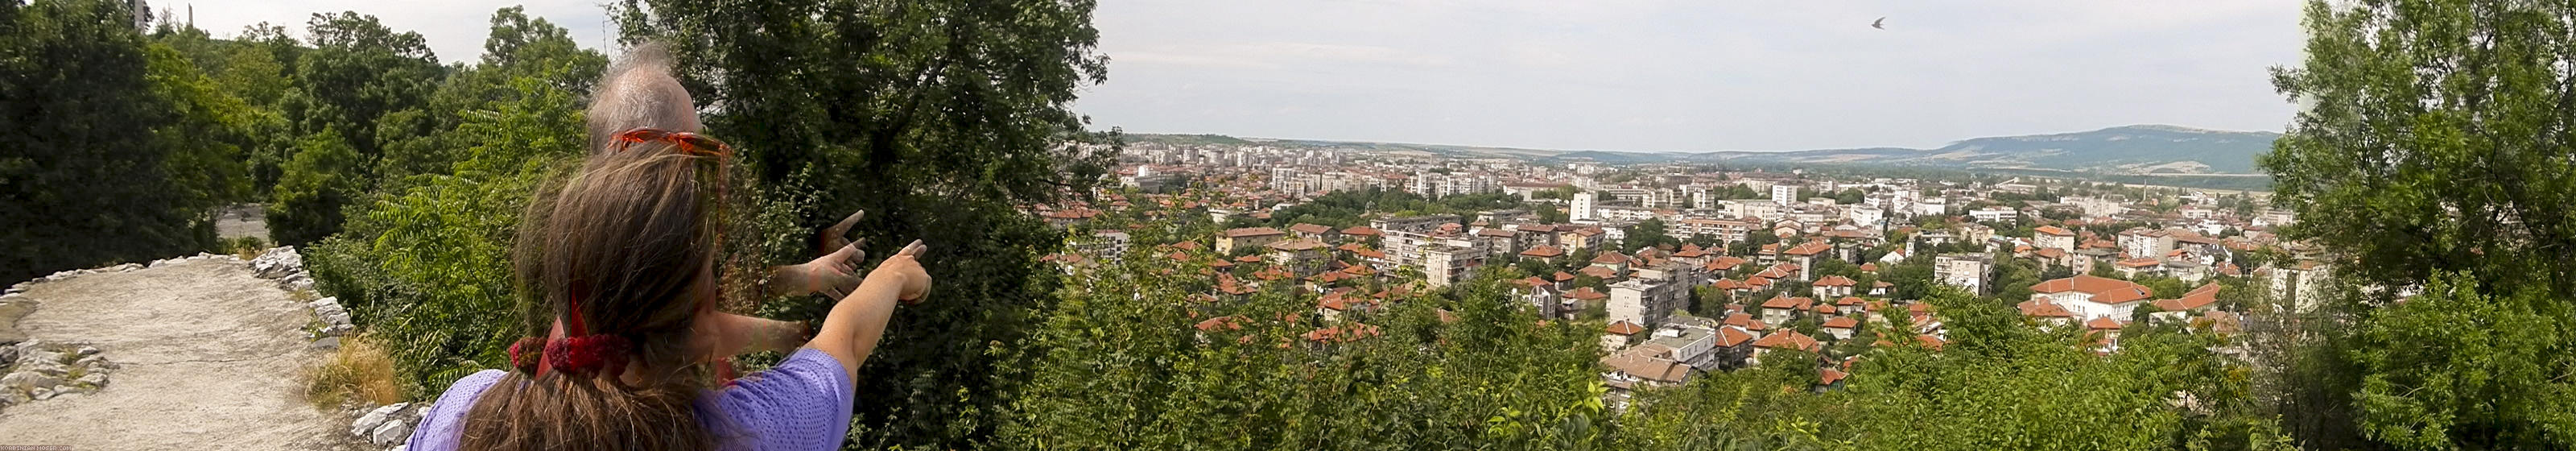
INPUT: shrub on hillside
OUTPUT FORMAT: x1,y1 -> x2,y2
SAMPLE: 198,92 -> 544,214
304,76 -> 584,397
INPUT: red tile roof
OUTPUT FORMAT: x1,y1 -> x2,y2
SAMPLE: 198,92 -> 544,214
1195,316 -> 1245,332
1813,275 -> 1856,287
1783,241 -> 1832,256
1606,321 -> 1647,335
2087,317 -> 2124,329
2153,283 -> 2222,312
1761,296 -> 1799,308
2017,300 -> 2074,318
1579,266 -> 1619,279
1223,227 -> 1286,238
1718,327 -> 1756,346
2029,275 -> 2154,304
1754,331 -> 1821,352
1564,287 -> 1608,300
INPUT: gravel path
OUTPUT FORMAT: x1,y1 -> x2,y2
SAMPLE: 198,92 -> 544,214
0,259 -> 358,450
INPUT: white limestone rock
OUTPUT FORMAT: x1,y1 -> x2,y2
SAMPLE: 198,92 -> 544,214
251,246 -> 305,279
73,373 -> 105,390
1,371 -> 57,390
353,402 -> 411,437
369,420 -> 411,446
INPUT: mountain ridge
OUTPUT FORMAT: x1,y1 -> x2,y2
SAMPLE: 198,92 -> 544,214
1125,124 -> 2281,175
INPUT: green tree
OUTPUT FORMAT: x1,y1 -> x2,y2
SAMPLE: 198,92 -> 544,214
2262,2 -> 2576,448
301,7 -> 607,396
1625,218 -> 1679,250
0,0 -> 225,281
613,1 -> 1119,446
1002,255 -> 1607,448
266,11 -> 446,243
2348,272 -> 2575,450
2265,0 -> 2576,296
268,129 -> 365,246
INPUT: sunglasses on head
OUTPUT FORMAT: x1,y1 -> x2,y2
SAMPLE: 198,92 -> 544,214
612,127 -> 734,157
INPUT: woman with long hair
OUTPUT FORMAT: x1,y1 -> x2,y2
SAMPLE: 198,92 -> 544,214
404,126 -> 931,450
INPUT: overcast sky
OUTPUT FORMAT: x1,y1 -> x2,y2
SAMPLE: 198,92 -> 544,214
170,0 -> 2304,152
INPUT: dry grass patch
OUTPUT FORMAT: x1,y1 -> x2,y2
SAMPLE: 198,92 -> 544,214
225,236 -> 270,260
303,334 -> 400,408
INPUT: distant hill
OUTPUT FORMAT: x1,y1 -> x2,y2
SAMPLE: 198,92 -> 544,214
1124,124 -> 2281,175
1677,125 -> 2281,174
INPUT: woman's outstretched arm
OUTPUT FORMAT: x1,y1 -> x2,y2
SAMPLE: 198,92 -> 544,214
805,240 -> 930,380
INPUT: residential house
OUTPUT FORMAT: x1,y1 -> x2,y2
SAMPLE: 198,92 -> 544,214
1821,317 -> 1860,341
1216,227 -> 1287,254
2149,283 -> 2223,325
1810,275 -> 1857,298
1600,344 -> 1697,397
2033,226 -> 2077,252
1286,223 -> 1340,242
1265,239 -> 1331,275
2029,275 -> 2156,322
1748,331 -> 1821,366
1519,245 -> 1567,265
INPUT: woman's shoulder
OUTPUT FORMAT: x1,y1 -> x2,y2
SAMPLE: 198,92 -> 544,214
443,370 -> 511,398
407,370 -> 510,451
708,349 -> 854,449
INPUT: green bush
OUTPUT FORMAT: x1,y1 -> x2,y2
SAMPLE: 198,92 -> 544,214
306,72 -> 588,397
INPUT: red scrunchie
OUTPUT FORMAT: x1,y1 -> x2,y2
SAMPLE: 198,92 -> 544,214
506,337 -> 546,374
541,334 -> 633,376
507,334 -> 632,377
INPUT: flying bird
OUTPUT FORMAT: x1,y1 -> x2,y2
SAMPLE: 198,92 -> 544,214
1871,17 -> 1886,30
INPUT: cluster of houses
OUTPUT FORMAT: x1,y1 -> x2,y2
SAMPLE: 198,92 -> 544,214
1032,141 -> 2347,406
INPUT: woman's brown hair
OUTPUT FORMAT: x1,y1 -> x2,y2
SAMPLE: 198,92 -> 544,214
458,134 -> 741,450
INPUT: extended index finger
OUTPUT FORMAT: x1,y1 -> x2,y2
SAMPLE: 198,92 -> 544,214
825,209 -> 865,239
898,239 -> 928,259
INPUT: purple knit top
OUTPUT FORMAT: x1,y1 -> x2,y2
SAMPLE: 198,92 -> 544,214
407,348 -> 854,450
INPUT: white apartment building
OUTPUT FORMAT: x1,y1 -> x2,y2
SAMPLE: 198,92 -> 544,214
1968,206 -> 2018,223
1608,278 -> 1687,327
1571,192 -> 1597,222
1912,197 -> 1950,217
1843,205 -> 1885,228
1423,244 -> 1488,288
1934,253 -> 1993,296
1771,184 -> 1800,207
2061,196 -> 2129,218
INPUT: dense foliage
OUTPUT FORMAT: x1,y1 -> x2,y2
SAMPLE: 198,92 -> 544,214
609,0 -> 1119,446
0,0 -> 248,281
2259,1 -> 2576,449
303,7 -> 602,395
1001,255 -> 1609,449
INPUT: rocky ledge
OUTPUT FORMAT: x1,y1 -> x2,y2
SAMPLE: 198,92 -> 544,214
0,340 -> 117,411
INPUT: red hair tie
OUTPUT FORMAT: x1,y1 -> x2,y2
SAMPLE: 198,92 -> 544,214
543,334 -> 633,376
506,337 -> 546,374
513,297 -> 634,377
